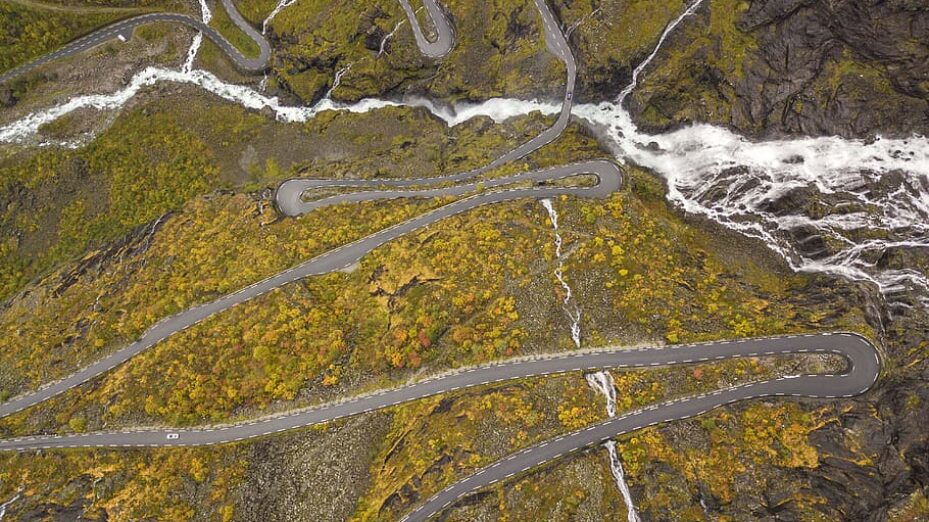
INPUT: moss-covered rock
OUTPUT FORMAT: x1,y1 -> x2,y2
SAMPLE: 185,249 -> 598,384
619,0 -> 929,138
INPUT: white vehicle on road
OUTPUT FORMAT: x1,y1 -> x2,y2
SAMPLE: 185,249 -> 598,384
166,433 -> 179,440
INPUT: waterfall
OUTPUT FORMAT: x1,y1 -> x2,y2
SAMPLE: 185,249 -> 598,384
182,0 -> 213,74
586,371 -> 640,522
1,0 -> 927,311
0,490 -> 22,521
541,199 -> 582,348
324,63 -> 353,100
617,0 -> 705,105
262,0 -> 297,35
182,34 -> 203,73
378,20 -> 406,58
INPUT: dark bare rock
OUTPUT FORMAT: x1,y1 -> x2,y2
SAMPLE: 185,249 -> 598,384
0,86 -> 15,107
624,0 -> 929,139
236,414 -> 391,522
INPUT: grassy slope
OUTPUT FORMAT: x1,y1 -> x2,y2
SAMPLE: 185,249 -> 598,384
0,2 -> 917,521
263,0 -> 561,104
0,110 -> 220,302
0,0 -> 138,73
0,0 -> 272,81
0,90 -> 874,520
206,0 -> 261,59
0,94 -> 554,397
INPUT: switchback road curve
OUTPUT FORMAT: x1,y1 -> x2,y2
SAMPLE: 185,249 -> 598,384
0,159 -> 622,420
276,160 -> 615,216
0,0 -> 579,420
0,333 -> 881,520
400,332 -> 881,522
0,0 -> 585,419
0,0 -> 270,85
0,333 -> 880,449
363,0 -> 578,191
398,0 -> 454,58
0,2 -> 885,522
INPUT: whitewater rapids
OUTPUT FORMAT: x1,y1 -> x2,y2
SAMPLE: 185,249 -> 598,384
1,0 -> 927,311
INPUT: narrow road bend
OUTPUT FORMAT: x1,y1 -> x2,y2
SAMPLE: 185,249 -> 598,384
0,0 -> 270,85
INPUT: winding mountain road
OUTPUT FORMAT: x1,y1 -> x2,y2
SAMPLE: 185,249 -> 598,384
0,159 -> 621,420
400,333 -> 880,522
1,332 -> 878,452
0,0 -> 270,85
322,0 -> 577,199
0,2 -> 886,522
0,0 -> 581,423
398,0 -> 454,58
0,333 -> 882,522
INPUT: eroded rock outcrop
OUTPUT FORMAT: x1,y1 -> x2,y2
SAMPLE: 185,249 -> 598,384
621,0 -> 929,139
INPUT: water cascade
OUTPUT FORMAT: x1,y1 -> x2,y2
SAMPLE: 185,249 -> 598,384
1,0 -> 927,307
541,199 -> 582,348
585,371 -> 640,522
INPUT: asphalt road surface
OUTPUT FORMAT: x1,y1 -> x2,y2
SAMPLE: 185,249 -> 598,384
0,333 -> 880,450
0,0 -> 583,422
400,332 -> 880,522
276,160 -> 615,216
0,159 -> 622,421
0,333 -> 880,521
398,0 -> 454,58
0,0 -> 270,85
276,0 -> 578,217
0,2 -> 886,522
338,0 -> 578,196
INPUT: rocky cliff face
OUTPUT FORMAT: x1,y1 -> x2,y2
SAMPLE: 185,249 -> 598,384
619,0 -> 929,139
561,1 -> 929,519
799,287 -> 929,521
265,0 -> 561,106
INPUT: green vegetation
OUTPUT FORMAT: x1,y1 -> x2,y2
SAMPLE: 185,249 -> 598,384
0,97 -> 873,521
0,1 -> 920,520
352,351 -> 843,521
0,92 -> 560,304
27,0 -> 183,7
2,98 -> 869,433
0,110 -> 219,301
264,0 -> 561,104
207,0 -> 261,59
235,0 -> 281,26
0,447 -> 246,520
0,0 -> 132,73
889,490 -> 929,521
593,0 -> 923,139
0,352 -> 818,521
0,193 -> 445,429
428,0 -> 557,100
557,0 -> 687,93
522,163 -> 872,354
813,49 -> 897,103
615,401 -> 828,519
630,0 -> 758,130
0,93 -> 568,404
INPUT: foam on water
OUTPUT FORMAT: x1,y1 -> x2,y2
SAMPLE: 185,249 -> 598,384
586,371 -> 640,522
403,97 -> 560,127
573,101 -> 929,309
0,67 -> 406,145
1,0 -> 927,310
182,0 -> 212,74
541,199 -> 582,348
0,73 -> 563,145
